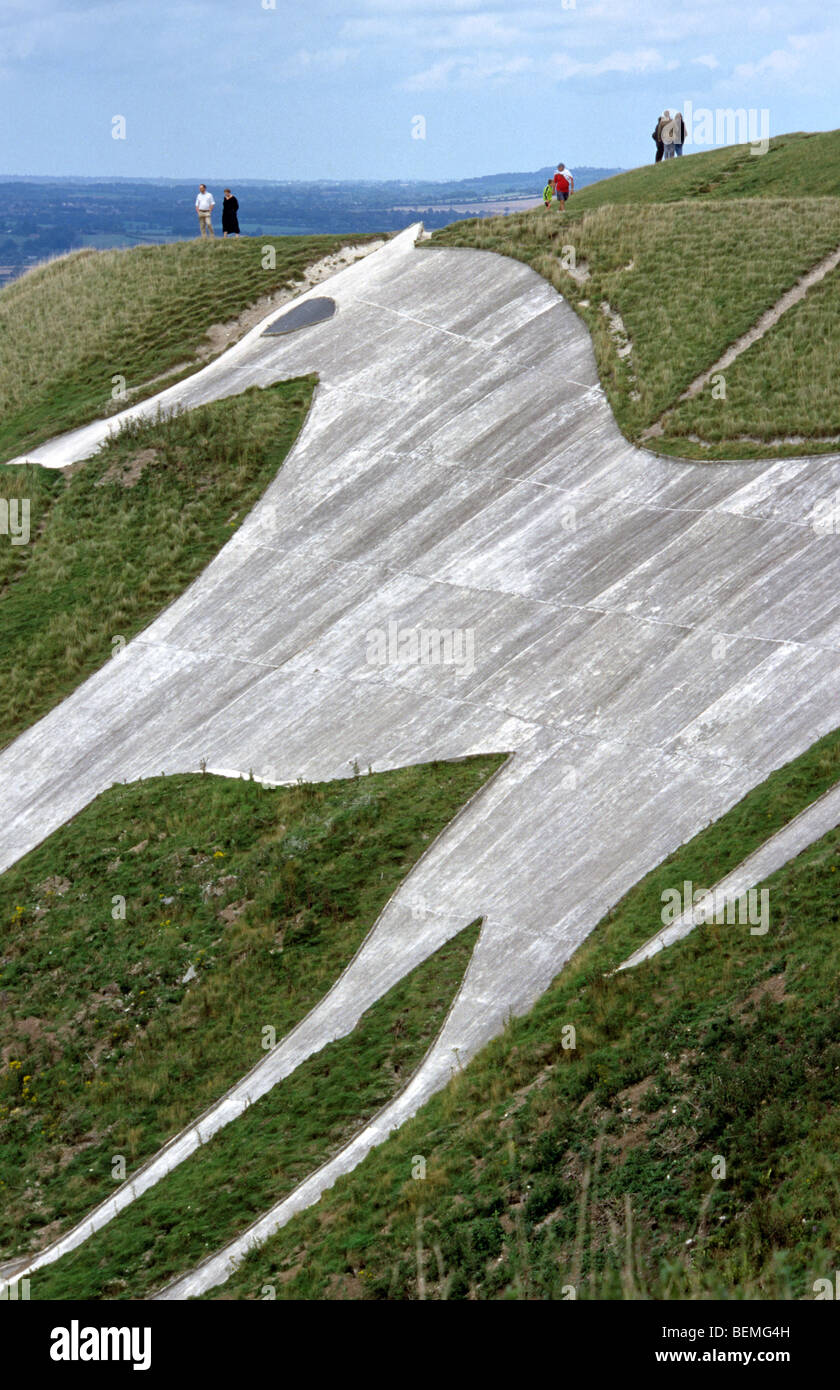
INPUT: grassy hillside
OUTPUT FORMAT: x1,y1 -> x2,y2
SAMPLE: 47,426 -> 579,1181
30,919 -> 481,1299
207,727 -> 840,1302
663,264 -> 840,445
4,138 -> 840,1305
567,130 -> 840,212
0,380 -> 314,750
0,757 -> 503,1265
432,132 -> 840,459
0,234 -> 376,461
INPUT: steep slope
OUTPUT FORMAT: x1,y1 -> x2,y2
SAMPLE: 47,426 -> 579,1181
0,233 -> 378,460
2,161 -> 840,1302
569,130 -> 840,211
434,132 -> 840,458
0,759 -> 502,1269
0,380 -> 314,749
205,727 -> 840,1301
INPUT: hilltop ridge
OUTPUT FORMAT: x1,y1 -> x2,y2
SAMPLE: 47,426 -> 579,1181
434,130 -> 840,458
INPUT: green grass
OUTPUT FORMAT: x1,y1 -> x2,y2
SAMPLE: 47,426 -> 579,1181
0,756 -> 504,1264
208,727 -> 840,1301
0,234 -> 377,461
566,130 -> 840,213
28,918 -> 481,1300
0,379 -> 314,750
431,133 -> 840,459
663,259 -> 840,450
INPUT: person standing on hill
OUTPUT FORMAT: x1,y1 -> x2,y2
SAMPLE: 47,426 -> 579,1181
660,111 -> 677,159
673,111 -> 686,156
222,189 -> 240,238
195,184 -> 215,238
553,163 -> 574,211
652,114 -> 665,162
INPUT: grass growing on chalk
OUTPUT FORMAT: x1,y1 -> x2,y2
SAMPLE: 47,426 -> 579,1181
663,260 -> 840,448
208,727 -> 840,1301
0,757 -> 503,1265
432,130 -> 840,459
0,234 -> 377,461
432,196 -> 840,458
0,378 -> 313,750
29,918 -> 482,1300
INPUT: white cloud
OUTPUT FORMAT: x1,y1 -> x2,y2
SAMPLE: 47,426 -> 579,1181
357,0 -> 484,10
733,47 -> 804,80
344,0 -> 838,93
402,40 -> 679,92
729,27 -> 840,85
403,52 -> 532,91
402,58 -> 458,91
549,47 -> 679,79
344,4 -> 579,49
283,47 -> 358,75
446,14 -> 525,44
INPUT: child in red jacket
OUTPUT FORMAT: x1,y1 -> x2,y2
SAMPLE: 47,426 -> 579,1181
553,164 -> 574,211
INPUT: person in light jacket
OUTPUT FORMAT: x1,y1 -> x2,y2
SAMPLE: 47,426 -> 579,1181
195,184 -> 215,238
660,111 -> 676,159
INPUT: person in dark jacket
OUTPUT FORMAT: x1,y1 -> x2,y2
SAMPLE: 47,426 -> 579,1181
222,190 -> 240,238
652,116 -> 664,162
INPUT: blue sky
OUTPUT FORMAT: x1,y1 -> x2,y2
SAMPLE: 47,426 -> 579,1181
2,0 -> 837,181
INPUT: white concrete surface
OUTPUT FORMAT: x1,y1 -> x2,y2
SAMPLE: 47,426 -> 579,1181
3,223 -> 840,1294
617,779 -> 840,972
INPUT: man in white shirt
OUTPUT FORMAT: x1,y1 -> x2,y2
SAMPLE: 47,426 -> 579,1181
195,185 -> 215,238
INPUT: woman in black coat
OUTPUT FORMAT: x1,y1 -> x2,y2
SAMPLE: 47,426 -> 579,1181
222,190 -> 240,238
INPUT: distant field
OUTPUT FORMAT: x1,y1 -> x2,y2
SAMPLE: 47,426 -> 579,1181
433,132 -> 840,459
0,168 -> 623,279
0,234 -> 376,461
394,196 -> 544,216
